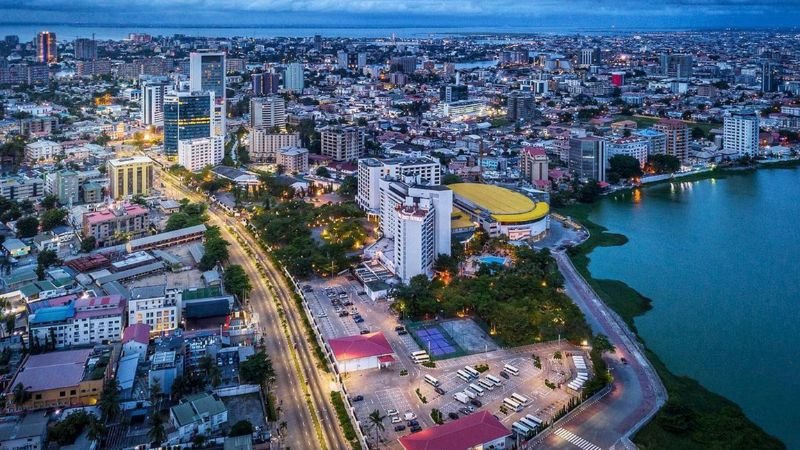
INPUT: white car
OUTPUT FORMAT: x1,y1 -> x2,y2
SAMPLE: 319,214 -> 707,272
387,409 -> 399,416
391,416 -> 402,424
403,412 -> 417,421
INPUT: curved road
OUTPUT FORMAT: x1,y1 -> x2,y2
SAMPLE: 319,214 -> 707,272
158,170 -> 349,450
533,252 -> 667,450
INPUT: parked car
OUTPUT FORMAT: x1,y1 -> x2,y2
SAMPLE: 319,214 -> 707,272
410,425 -> 422,433
387,409 -> 399,416
354,318 -> 364,324
391,416 -> 402,424
434,387 -> 446,395
470,399 -> 482,407
404,412 -> 417,421
394,325 -> 405,331
360,329 -> 370,335
338,311 -> 349,317
357,291 -> 366,296
407,419 -> 419,427
448,412 -> 459,420
394,425 -> 406,432
458,407 -> 471,415
500,371 -> 510,379
398,330 -> 408,335
351,395 -> 364,402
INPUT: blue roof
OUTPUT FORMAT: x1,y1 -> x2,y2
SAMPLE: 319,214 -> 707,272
29,304 -> 75,325
635,128 -> 666,137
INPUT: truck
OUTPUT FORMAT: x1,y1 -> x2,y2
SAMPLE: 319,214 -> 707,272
453,392 -> 470,404
463,389 -> 477,400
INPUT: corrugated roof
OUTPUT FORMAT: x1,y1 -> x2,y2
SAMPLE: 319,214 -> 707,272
399,411 -> 510,450
329,332 -> 393,361
449,183 -> 549,224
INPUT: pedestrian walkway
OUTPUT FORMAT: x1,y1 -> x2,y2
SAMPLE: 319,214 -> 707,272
553,428 -> 602,450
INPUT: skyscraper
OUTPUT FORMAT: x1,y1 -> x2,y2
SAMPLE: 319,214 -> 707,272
506,91 -> 537,122
761,61 -> 781,93
252,72 -> 279,96
569,136 -> 606,182
107,156 -> 155,199
337,50 -> 349,70
390,56 -> 417,74
321,127 -> 365,161
141,82 -> 167,127
190,51 -> 226,137
580,48 -> 601,66
250,96 -> 286,130
724,110 -> 760,157
284,63 -> 305,92
163,92 -> 214,157
653,119 -> 690,162
439,85 -> 468,103
74,38 -> 97,60
660,54 -> 693,79
36,31 -> 57,63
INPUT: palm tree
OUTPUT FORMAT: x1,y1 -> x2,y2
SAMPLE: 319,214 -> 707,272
99,378 -> 121,422
149,413 -> 167,446
367,409 -> 386,448
12,383 -> 29,406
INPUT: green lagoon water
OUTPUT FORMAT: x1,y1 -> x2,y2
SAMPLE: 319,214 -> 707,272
587,166 -> 800,448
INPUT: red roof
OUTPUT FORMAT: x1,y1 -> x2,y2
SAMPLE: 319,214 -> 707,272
522,146 -> 546,157
122,323 -> 151,345
329,332 -> 393,361
399,411 -> 510,450
377,355 -> 395,363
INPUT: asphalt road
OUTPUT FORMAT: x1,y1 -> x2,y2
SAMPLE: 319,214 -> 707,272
158,170 -> 349,450
532,252 -> 666,450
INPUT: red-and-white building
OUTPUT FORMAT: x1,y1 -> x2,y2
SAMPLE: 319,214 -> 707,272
328,332 -> 395,372
399,411 -> 511,450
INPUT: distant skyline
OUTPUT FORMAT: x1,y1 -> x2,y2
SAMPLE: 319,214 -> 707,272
2,0 -> 800,30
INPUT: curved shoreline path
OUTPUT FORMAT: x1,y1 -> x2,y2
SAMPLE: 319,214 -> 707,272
536,251 -> 667,450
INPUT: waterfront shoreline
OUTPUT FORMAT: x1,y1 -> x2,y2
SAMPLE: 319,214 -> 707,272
557,202 -> 786,450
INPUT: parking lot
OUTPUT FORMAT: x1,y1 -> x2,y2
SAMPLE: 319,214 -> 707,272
304,274 -> 591,448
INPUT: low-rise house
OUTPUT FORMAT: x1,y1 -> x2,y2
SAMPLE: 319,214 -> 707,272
170,392 -> 228,442
122,323 -> 150,361
0,411 -> 49,449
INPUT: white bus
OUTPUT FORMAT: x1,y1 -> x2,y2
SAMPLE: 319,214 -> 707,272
478,379 -> 495,391
486,374 -> 502,386
512,421 -> 532,438
504,364 -> 520,376
510,393 -> 530,406
424,375 -> 440,387
464,366 -> 480,378
456,370 -> 471,382
518,417 -> 539,431
503,397 -> 523,412
411,350 -> 428,359
468,383 -> 485,396
525,414 -> 543,426
412,355 -> 430,364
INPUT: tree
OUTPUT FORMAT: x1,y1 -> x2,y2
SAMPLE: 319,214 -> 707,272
577,180 -> 602,203
80,235 -> 97,252
607,154 -> 643,184
39,208 -> 68,231
337,176 -> 357,198
229,420 -> 254,437
392,275 -> 438,319
40,194 -> 58,210
240,350 -> 275,385
36,249 -> 59,280
149,413 -> 167,446
224,264 -> 252,300
99,378 -> 121,422
442,173 -> 462,185
200,226 -> 229,270
12,382 -> 29,405
692,126 -> 706,140
15,216 -> 39,238
315,166 -> 331,178
646,154 -> 681,174
367,409 -> 386,447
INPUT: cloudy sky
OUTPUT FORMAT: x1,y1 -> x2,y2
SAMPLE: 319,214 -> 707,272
1,0 -> 799,28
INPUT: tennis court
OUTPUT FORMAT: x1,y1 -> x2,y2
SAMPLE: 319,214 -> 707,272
408,323 -> 464,358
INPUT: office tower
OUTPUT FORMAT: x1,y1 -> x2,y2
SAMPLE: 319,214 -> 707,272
321,127 -> 365,161
190,51 -> 226,137
36,31 -> 57,63
313,34 -> 322,51
439,85 -> 468,103
141,82 -> 167,127
390,56 -> 417,74
357,157 -> 442,212
357,52 -> 367,70
580,48 -> 601,66
761,61 -> 781,93
163,91 -> 214,156
284,63 -> 305,92
252,72 -> 279,96
568,136 -> 606,182
107,156 -> 155,199
178,136 -> 225,172
660,54 -> 693,79
250,96 -> 286,130
74,38 -> 97,60
507,91 -> 537,122
337,50 -> 348,70
5,35 -> 19,46
520,147 -> 549,184
724,110 -> 760,157
249,130 -> 300,163
653,119 -> 690,162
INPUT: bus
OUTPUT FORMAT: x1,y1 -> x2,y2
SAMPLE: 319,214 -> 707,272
464,366 -> 480,378
412,354 -> 430,364
468,383 -> 485,396
486,374 -> 502,386
518,417 -> 539,432
456,370 -> 471,382
503,397 -> 523,412
512,421 -> 532,438
424,375 -> 440,387
504,364 -> 520,376
411,350 -> 428,359
525,414 -> 543,426
510,393 -> 530,406
478,379 -> 495,391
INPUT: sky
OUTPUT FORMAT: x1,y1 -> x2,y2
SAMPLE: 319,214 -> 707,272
1,0 -> 800,29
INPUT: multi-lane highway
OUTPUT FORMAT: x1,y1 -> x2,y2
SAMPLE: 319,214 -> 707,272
158,168 -> 350,450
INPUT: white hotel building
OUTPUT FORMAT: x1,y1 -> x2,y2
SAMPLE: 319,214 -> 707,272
724,110 -> 760,157
178,135 -> 225,172
357,157 -> 442,215
249,130 -> 300,163
603,135 -> 650,168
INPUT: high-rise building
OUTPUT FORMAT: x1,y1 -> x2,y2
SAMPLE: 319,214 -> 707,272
634,129 -> 667,156
660,54 -> 693,79
249,131 -> 300,163
439,85 -> 468,103
580,48 -> 601,66
321,127 -> 365,161
107,156 -> 155,199
178,136 -> 225,172
284,63 -> 305,92
73,38 -> 97,60
507,91 -> 537,122
761,61 -> 781,93
357,52 -> 367,70
568,136 -> 606,182
36,31 -> 57,63
190,51 -> 226,137
603,136 -> 649,169
252,72 -> 279,96
520,147 -> 549,184
390,56 -> 417,74
141,82 -> 167,127
337,50 -> 349,70
724,110 -> 760,157
250,96 -> 286,130
277,147 -> 309,174
45,170 -> 79,205
357,157 -> 442,213
653,119 -> 690,162
163,91 -> 214,156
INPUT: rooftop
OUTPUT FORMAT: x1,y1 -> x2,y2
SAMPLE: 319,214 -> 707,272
398,411 -> 510,450
329,332 -> 393,361
11,348 -> 94,392
449,183 -> 549,224
122,323 -> 151,344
